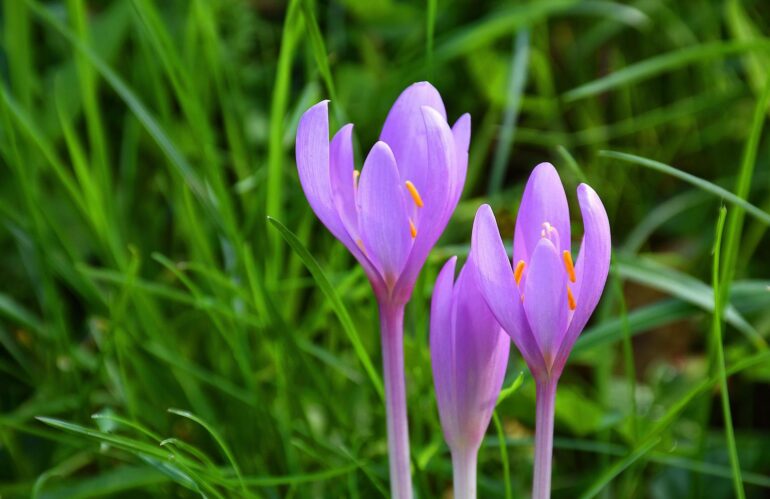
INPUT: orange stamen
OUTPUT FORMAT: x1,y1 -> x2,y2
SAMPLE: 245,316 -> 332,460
409,219 -> 417,238
563,250 -> 576,282
514,260 -> 526,285
405,180 -> 424,208
356,238 -> 366,254
567,287 -> 576,310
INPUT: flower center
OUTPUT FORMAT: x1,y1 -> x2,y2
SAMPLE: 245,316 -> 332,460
516,222 -> 577,311
540,221 -> 561,248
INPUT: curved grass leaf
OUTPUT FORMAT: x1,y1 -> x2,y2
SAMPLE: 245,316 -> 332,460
564,39 -> 770,102
267,217 -> 385,401
614,255 -> 764,348
601,150 -> 770,226
167,408 -> 248,497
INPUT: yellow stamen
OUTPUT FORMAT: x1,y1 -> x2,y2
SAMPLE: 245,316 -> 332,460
563,250 -> 576,283
356,238 -> 366,254
409,219 -> 417,238
567,287 -> 576,311
353,169 -> 360,188
514,260 -> 526,285
405,180 -> 424,208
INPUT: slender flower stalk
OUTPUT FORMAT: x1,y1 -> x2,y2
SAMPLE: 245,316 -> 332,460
430,256 -> 510,499
533,379 -> 557,499
470,163 -> 611,498
295,82 -> 470,498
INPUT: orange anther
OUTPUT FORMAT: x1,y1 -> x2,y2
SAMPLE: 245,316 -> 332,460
405,180 -> 424,208
514,260 -> 526,285
567,287 -> 576,311
563,250 -> 576,283
409,219 -> 417,238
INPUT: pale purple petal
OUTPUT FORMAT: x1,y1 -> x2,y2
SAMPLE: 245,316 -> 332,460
329,124 -> 359,239
358,141 -> 413,287
296,101 -> 347,240
450,113 -> 471,208
296,102 -> 383,291
451,257 -> 510,448
380,81 -> 447,193
554,183 -> 611,372
471,204 -> 546,374
430,257 -> 458,445
393,106 -> 456,299
522,238 -> 569,368
513,163 -> 571,265
431,255 -> 510,451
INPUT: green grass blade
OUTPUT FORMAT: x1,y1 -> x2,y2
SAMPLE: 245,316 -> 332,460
166,408 -> 248,497
492,411 -> 512,499
600,150 -> 770,226
711,206 -> 745,499
488,28 -> 530,194
300,0 -> 338,105
267,217 -> 385,401
564,39 -> 770,102
266,0 -> 302,283
496,371 -> 525,405
579,436 -> 660,498
426,0 -> 437,77
25,0 -> 215,217
614,255 -> 763,347
434,0 -> 576,62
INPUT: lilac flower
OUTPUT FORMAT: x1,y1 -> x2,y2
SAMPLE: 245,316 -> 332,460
430,256 -> 510,499
470,163 -> 611,499
296,82 -> 469,499
296,82 -> 469,304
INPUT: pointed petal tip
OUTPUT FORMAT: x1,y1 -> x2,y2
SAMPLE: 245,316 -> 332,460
437,256 -> 458,282
534,235 -> 558,253
306,99 -> 330,114
577,182 -> 597,197
531,161 -> 560,178
476,203 -> 493,218
577,183 -> 609,219
370,140 -> 395,158
452,113 -> 471,152
420,104 -> 446,122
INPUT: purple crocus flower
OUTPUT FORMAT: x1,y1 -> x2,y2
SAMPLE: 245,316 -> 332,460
470,163 -> 611,499
296,82 -> 469,499
431,256 -> 509,499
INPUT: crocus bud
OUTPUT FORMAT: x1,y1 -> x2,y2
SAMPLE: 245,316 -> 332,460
431,256 -> 510,498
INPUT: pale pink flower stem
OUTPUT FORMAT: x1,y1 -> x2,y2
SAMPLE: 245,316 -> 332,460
451,446 -> 478,499
533,377 -> 558,499
380,302 -> 412,499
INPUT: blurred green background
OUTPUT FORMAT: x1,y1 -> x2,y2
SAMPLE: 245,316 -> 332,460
1,0 -> 770,497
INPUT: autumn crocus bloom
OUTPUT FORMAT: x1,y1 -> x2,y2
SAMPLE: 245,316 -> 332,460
431,256 -> 509,499
471,163 -> 610,499
296,82 -> 469,499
